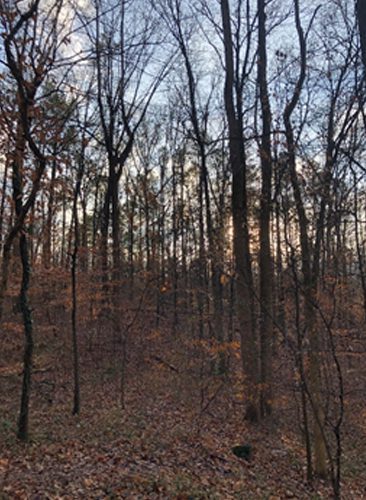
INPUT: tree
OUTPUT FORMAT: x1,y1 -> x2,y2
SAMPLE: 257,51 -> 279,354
283,0 -> 354,480
81,0 -> 168,286
1,0 -> 67,440
257,0 -> 274,418
157,0 -> 225,362
220,0 -> 259,421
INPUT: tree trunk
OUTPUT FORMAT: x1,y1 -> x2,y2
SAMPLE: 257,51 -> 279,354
257,0 -> 273,417
44,154 -> 57,268
0,154 -> 9,251
11,120 -> 34,441
283,0 -> 327,477
17,232 -> 34,441
70,148 -> 86,416
111,165 -> 121,281
357,0 -> 366,70
221,0 -> 258,421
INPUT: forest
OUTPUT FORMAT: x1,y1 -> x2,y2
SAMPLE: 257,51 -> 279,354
0,0 -> 366,498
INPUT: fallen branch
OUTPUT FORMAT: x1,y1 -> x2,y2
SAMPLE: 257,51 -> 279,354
151,355 -> 179,373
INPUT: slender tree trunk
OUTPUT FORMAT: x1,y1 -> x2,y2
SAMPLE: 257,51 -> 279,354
70,150 -> 85,416
156,159 -> 166,325
111,165 -> 121,281
81,197 -> 88,272
44,154 -> 57,268
357,0 -> 366,70
101,176 -> 112,287
61,192 -> 67,268
17,232 -> 33,441
71,241 -> 80,416
275,175 -> 286,337
0,239 -> 12,322
172,158 -> 179,332
180,158 -> 189,314
257,0 -> 273,417
92,174 -> 100,271
291,250 -> 313,480
128,192 -> 135,296
283,0 -> 328,476
0,154 -> 9,251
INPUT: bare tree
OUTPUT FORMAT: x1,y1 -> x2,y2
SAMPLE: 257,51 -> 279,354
1,0 -> 66,440
257,0 -> 274,418
220,0 -> 259,421
81,0 -> 168,287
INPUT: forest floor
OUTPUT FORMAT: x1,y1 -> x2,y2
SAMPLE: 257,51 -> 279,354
0,280 -> 366,499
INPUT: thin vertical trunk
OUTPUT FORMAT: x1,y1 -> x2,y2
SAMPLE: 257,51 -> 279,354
61,192 -> 67,268
172,158 -> 179,332
156,160 -> 166,325
291,249 -> 313,481
283,0 -> 327,477
17,232 -> 33,441
0,154 -> 9,251
144,177 -> 151,272
128,193 -> 135,295
257,0 -> 273,417
101,177 -> 112,286
71,241 -> 80,416
44,155 -> 57,268
180,158 -> 188,313
138,204 -> 143,269
275,177 -> 286,337
71,156 -> 84,415
29,203 -> 36,265
81,197 -> 88,272
0,239 -> 12,322
92,175 -> 100,271
198,160 -> 206,340
111,166 -> 121,280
